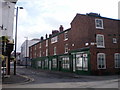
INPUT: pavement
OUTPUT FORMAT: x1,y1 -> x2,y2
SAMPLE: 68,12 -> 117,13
2,73 -> 32,84
2,66 -> 120,85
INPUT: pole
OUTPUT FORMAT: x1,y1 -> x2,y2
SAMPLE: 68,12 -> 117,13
14,7 -> 18,75
26,37 -> 28,68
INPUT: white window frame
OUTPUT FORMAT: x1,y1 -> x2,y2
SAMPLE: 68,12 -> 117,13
65,44 -> 69,53
52,58 -> 57,68
114,53 -> 120,68
46,48 -> 48,56
45,59 -> 48,68
95,19 -> 104,29
35,45 -> 36,50
64,31 -> 68,41
37,61 -> 41,67
54,47 -> 57,55
97,53 -> 106,69
113,38 -> 117,44
46,40 -> 48,47
40,51 -> 41,57
96,34 -> 105,48
51,36 -> 58,44
62,56 -> 70,69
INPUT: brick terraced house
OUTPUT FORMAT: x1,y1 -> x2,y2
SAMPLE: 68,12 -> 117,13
29,13 -> 120,75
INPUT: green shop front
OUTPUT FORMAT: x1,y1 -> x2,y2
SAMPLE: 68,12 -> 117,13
31,47 -> 91,75
70,48 -> 91,75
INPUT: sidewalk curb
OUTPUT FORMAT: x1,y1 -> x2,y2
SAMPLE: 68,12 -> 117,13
2,73 -> 34,85
16,73 -> 34,85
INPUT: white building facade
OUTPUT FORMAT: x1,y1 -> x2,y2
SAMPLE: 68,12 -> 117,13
0,0 -> 17,41
20,39 -> 40,65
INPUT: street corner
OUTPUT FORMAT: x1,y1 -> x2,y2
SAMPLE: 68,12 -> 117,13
2,73 -> 34,85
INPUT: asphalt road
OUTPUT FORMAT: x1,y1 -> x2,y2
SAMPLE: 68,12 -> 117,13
2,66 -> 120,88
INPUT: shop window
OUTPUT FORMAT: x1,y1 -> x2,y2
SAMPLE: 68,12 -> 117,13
45,59 -> 48,68
76,53 -> 88,71
52,58 -> 57,68
37,61 -> 41,67
62,56 -> 70,69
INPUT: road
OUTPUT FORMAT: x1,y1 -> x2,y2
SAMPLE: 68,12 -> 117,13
2,66 -> 120,88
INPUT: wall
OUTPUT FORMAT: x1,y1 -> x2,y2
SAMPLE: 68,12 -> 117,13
0,1 -> 16,41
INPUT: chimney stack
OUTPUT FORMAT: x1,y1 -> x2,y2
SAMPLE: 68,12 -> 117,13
59,25 -> 64,32
41,36 -> 44,40
46,34 -> 48,39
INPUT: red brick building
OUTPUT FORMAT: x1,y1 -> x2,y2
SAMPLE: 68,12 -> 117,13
29,13 -> 120,75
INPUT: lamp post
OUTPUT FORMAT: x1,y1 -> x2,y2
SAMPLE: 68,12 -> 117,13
14,6 -> 23,75
24,37 -> 28,68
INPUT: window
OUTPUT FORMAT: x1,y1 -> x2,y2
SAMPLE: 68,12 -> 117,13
54,47 -> 56,55
65,44 -> 69,53
76,53 -> 88,71
45,59 -> 48,68
37,61 -> 41,67
40,43 -> 41,48
64,31 -> 68,40
113,38 -> 117,44
46,40 -> 48,47
95,19 -> 104,29
40,51 -> 41,57
97,53 -> 106,69
52,58 -> 57,68
46,49 -> 48,56
35,45 -> 36,50
62,56 -> 70,69
114,53 -> 120,68
96,34 -> 105,48
51,36 -> 58,44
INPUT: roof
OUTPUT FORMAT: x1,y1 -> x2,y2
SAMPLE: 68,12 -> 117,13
30,28 -> 71,47
71,13 -> 120,24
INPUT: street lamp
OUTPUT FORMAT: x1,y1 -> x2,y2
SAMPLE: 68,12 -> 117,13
14,6 -> 23,75
24,37 -> 28,68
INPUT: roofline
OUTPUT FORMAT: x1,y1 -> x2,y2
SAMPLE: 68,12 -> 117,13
77,13 -> 120,21
29,28 -> 71,48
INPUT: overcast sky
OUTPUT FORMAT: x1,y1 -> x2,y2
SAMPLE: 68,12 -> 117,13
15,0 -> 119,52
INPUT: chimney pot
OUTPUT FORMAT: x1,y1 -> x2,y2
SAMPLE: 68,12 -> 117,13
59,25 -> 64,32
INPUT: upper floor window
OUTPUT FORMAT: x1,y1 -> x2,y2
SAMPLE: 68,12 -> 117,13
40,43 -> 41,48
65,44 -> 69,53
96,34 -> 105,48
54,47 -> 57,55
113,38 -> 117,44
40,51 -> 41,57
34,45 -> 36,50
51,36 -> 58,44
46,49 -> 48,56
64,31 -> 68,41
97,53 -> 106,69
46,40 -> 48,47
95,19 -> 104,29
114,53 -> 120,68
